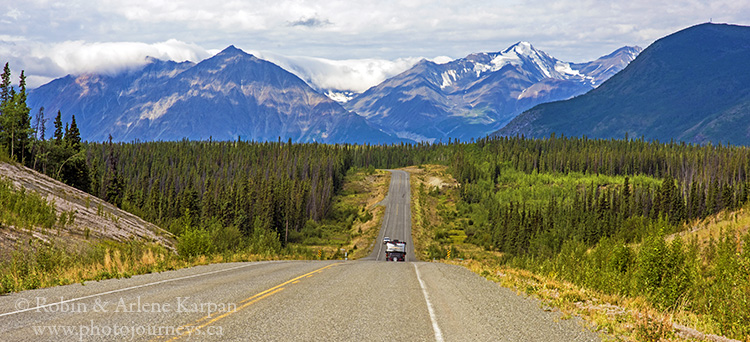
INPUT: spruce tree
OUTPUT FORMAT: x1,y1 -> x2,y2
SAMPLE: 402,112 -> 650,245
66,115 -> 81,151
53,111 -> 63,145
0,63 -> 10,105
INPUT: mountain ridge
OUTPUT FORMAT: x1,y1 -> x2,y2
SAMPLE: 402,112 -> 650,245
28,46 -> 399,144
495,23 -> 750,145
345,43 -> 641,143
27,43 -> 639,144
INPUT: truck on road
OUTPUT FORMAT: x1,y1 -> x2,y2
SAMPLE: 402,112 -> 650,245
385,240 -> 407,262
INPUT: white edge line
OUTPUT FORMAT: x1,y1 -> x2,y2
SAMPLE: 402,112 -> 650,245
0,262 -> 267,318
414,263 -> 444,342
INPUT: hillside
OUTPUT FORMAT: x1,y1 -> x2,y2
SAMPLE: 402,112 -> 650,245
497,23 -> 750,145
0,161 -> 175,256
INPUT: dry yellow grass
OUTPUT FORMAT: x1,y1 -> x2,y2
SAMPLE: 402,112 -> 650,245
444,258 -> 742,341
345,169 -> 390,259
669,207 -> 750,254
402,165 -> 452,259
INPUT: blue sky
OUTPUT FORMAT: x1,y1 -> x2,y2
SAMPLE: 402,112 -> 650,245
2,0 -> 748,89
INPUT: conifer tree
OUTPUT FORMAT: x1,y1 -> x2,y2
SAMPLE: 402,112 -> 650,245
0,63 -> 10,105
65,115 -> 81,151
53,110 -> 64,145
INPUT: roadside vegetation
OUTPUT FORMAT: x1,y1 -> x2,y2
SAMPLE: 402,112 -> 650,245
412,134 -> 750,341
413,162 -> 750,340
0,157 -> 393,294
0,176 -> 57,231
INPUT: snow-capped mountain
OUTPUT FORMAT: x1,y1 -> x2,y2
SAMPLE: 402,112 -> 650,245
345,43 -> 641,143
27,46 -> 399,143
496,23 -> 750,146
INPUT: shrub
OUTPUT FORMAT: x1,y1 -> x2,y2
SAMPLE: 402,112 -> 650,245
426,244 -> 446,259
177,228 -> 213,258
636,232 -> 694,309
247,217 -> 281,255
211,223 -> 243,253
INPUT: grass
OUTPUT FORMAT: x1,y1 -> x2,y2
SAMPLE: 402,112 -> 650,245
0,239 -> 178,293
0,237 -> 342,294
403,164 -> 462,260
405,164 -> 506,262
0,176 -> 58,231
670,206 -> 750,247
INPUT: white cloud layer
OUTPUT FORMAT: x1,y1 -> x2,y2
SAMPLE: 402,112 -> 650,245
2,0 -> 749,88
0,38 -> 443,92
249,51 -> 444,93
0,40 -> 213,87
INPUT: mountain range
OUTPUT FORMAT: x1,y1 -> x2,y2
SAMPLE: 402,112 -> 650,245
496,23 -> 750,145
27,42 -> 638,144
28,46 -> 398,143
345,43 -> 640,142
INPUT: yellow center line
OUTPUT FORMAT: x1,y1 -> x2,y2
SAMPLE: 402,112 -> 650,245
157,262 -> 340,342
165,288 -> 285,342
238,263 -> 337,304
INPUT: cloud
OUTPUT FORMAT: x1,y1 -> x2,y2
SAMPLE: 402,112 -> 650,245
3,0 -> 750,88
1,37 -> 439,92
6,1 -> 750,63
0,39 -> 214,88
288,16 -> 332,28
247,50 -> 447,93
47,40 -> 210,74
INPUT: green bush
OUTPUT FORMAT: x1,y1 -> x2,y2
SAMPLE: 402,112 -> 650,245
210,221 -> 244,253
358,209 -> 373,223
426,244 -> 446,259
247,217 -> 281,255
177,228 -> 213,258
636,232 -> 694,309
0,273 -> 14,294
703,230 -> 750,337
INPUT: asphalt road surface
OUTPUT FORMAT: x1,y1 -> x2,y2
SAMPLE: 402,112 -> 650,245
0,170 -> 600,341
363,169 -> 416,261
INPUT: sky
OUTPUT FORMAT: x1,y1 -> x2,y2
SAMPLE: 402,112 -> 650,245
1,0 -> 749,90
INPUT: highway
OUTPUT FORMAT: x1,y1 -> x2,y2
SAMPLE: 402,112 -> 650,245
0,170 -> 600,341
363,169 -> 416,261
